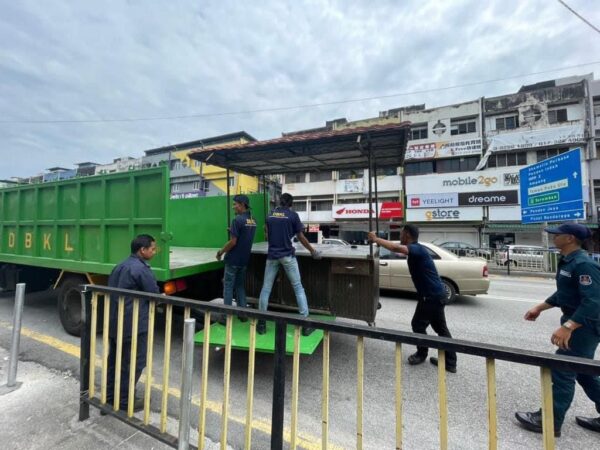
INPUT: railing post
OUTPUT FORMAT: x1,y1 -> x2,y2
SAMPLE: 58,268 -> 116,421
1,283 -> 26,395
178,318 -> 196,450
271,320 -> 287,450
79,287 -> 92,421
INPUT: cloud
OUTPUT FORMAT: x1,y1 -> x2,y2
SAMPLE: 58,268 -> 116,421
0,0 -> 598,178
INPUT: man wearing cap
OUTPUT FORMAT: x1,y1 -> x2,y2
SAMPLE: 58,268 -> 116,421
216,194 -> 257,320
516,222 -> 600,436
257,193 -> 321,336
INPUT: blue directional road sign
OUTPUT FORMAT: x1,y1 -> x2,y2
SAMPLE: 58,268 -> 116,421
520,148 -> 584,224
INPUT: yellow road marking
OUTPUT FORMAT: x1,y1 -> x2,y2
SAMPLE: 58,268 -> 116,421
0,321 -> 343,450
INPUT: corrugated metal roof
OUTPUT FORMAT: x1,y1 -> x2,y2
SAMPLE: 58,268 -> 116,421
188,122 -> 411,176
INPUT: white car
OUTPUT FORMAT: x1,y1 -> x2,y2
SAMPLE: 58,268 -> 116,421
322,238 -> 350,246
378,242 -> 490,303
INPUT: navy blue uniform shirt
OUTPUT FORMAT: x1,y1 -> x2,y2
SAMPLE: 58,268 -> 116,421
108,254 -> 160,339
224,212 -> 257,267
545,249 -> 600,326
266,207 -> 303,259
407,243 -> 446,299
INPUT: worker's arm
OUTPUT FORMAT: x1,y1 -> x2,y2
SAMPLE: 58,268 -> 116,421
216,237 -> 238,261
296,232 -> 319,258
367,232 -> 409,255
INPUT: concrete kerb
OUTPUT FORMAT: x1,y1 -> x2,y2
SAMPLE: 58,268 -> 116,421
0,346 -> 229,450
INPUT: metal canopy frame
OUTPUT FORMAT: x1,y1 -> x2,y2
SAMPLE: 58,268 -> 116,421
188,122 -> 411,176
190,122 -> 411,256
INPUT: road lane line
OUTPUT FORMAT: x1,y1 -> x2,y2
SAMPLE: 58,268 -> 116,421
0,321 -> 340,450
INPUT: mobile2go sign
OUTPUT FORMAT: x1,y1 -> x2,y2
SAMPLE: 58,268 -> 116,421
520,148 -> 584,224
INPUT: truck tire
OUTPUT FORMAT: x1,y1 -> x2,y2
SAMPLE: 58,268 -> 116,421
57,275 -> 87,336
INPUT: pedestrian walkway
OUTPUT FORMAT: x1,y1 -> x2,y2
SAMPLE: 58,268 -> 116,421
0,346 -> 225,450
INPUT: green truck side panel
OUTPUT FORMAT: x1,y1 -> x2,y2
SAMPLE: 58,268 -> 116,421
168,194 -> 266,247
0,169 -> 268,283
0,167 -> 170,279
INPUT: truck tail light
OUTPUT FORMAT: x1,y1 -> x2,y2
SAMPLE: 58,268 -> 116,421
163,279 -> 187,296
483,265 -> 489,277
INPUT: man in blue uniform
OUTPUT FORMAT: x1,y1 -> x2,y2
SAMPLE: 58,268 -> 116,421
216,194 -> 257,322
516,223 -> 600,436
257,193 -> 320,336
106,234 -> 160,412
368,224 -> 457,372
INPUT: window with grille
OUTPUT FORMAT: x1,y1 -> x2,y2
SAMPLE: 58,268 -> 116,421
486,151 -> 527,168
495,115 -> 519,130
548,108 -> 568,124
338,169 -> 364,180
450,118 -> 477,135
410,126 -> 428,140
311,200 -> 334,211
285,172 -> 306,183
536,147 -> 569,162
309,171 -> 333,182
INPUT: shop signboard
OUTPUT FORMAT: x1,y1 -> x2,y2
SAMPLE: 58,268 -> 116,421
406,167 -> 522,194
408,190 -> 518,208
406,207 -> 483,222
332,202 -> 403,219
405,138 -> 482,160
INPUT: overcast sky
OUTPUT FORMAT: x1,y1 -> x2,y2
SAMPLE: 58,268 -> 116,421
1,0 -> 599,179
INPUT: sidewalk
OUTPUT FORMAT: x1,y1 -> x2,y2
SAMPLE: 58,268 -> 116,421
0,346 -> 223,450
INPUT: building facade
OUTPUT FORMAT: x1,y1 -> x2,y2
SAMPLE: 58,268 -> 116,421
278,74 -> 599,247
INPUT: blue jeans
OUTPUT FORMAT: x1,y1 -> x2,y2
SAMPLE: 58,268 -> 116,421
223,264 -> 247,307
259,256 -> 308,317
552,315 -> 600,428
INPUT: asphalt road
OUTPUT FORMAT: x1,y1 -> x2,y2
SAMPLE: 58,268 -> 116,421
1,275 -> 599,450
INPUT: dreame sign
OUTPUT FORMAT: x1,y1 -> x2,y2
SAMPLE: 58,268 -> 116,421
408,190 -> 519,208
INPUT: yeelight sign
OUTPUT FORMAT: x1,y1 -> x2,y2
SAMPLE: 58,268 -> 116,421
520,148 -> 584,224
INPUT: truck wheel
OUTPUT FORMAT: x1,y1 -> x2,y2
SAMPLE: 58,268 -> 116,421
57,276 -> 86,336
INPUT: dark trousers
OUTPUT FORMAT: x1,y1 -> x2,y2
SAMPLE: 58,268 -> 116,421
106,333 -> 148,409
411,297 -> 457,367
552,316 -> 600,428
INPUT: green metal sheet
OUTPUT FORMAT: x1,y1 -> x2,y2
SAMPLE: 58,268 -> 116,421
0,167 -> 170,278
167,194 -> 266,248
194,314 -> 336,354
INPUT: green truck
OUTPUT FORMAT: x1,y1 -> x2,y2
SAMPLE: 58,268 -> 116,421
0,166 -> 266,335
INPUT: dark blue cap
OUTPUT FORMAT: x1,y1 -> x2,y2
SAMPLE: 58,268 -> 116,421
544,222 -> 591,241
233,194 -> 250,207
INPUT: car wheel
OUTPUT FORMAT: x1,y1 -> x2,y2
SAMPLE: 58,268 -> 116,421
441,279 -> 457,304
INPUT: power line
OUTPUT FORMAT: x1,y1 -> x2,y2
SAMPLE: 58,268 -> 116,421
557,0 -> 600,35
2,60 -> 600,125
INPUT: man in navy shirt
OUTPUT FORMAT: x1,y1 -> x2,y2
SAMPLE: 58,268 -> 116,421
258,193 -> 320,336
106,234 -> 160,412
216,194 -> 257,321
368,224 -> 457,372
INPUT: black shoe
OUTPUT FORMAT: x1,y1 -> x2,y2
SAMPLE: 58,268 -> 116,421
217,316 -> 227,326
238,315 -> 248,323
429,357 -> 457,373
576,416 -> 600,433
407,353 -> 427,365
377,302 -> 382,310
256,320 -> 266,335
515,410 -> 561,437
302,327 -> 315,336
